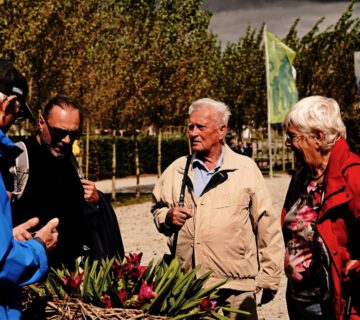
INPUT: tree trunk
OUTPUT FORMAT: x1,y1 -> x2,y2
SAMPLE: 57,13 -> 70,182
111,129 -> 117,201
157,127 -> 162,177
273,127 -> 278,167
282,128 -> 286,172
134,132 -> 140,198
85,119 -> 90,179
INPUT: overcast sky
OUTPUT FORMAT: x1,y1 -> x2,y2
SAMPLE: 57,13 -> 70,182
203,0 -> 360,45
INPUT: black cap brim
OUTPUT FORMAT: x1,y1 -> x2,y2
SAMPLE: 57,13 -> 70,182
18,98 -> 35,122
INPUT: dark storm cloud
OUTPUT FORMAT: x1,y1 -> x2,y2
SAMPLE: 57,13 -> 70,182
204,0 -> 351,12
203,0 -> 360,44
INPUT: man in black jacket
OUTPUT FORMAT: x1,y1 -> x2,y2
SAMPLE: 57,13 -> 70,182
10,95 -> 124,268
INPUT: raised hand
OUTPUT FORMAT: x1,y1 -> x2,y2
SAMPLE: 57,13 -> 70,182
13,217 -> 40,241
34,218 -> 59,251
81,178 -> 100,204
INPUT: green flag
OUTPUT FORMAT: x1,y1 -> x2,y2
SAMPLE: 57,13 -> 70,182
265,31 -> 298,124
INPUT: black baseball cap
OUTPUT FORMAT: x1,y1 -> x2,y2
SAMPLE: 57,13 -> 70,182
0,60 -> 35,122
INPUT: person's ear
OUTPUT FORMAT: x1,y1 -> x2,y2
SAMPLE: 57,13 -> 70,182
314,131 -> 325,150
219,125 -> 227,140
38,115 -> 45,132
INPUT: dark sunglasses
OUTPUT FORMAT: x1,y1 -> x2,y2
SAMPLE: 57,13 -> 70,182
44,117 -> 81,141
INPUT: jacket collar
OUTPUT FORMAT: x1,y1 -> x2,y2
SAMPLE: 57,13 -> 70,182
320,138 -> 355,218
220,144 -> 242,171
178,144 -> 238,195
187,144 -> 239,172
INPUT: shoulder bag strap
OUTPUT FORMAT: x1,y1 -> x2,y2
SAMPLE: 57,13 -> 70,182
178,155 -> 192,207
171,155 -> 192,261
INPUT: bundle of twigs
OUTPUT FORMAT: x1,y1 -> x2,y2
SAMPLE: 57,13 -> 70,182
44,298 -> 169,320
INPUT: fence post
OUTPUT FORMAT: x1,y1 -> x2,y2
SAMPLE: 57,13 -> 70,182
111,129 -> 117,201
85,119 -> 90,179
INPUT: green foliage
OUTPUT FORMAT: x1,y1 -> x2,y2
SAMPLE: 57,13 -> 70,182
86,135 -> 188,180
34,253 -> 247,319
343,103 -> 360,154
1,0 -> 359,155
218,24 -> 267,133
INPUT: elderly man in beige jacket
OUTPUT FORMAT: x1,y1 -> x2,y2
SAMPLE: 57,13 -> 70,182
152,98 -> 283,319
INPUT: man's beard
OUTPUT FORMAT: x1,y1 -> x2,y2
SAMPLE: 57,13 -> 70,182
40,132 -> 72,160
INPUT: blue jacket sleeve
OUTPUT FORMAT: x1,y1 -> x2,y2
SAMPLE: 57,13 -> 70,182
0,210 -> 48,287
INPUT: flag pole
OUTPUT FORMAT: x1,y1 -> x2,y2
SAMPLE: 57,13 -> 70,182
264,25 -> 273,178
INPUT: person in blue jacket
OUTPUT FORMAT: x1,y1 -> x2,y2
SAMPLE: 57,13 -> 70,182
0,59 -> 59,319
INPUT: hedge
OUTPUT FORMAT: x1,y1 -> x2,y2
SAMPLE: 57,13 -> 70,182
84,135 -> 189,181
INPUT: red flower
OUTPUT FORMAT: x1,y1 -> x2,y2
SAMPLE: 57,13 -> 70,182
60,272 -> 83,293
127,253 -> 143,266
138,281 -> 156,304
115,264 -> 127,278
199,298 -> 217,312
102,294 -> 113,308
112,253 -> 147,280
118,289 -> 128,304
127,264 -> 148,279
139,266 -> 147,277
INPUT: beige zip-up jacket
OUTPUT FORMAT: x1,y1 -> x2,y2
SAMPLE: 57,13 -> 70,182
152,145 -> 283,291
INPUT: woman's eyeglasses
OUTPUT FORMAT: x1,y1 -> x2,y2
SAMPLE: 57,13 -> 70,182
285,133 -> 303,145
44,117 -> 81,141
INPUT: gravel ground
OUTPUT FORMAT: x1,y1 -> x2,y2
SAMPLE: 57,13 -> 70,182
115,173 -> 291,320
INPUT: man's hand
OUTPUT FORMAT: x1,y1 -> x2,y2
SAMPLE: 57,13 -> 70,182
34,218 -> 59,251
81,179 -> 100,204
166,206 -> 193,228
13,217 -> 40,241
256,287 -> 277,305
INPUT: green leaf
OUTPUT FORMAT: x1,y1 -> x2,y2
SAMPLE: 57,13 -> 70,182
192,278 -> 228,300
221,306 -> 251,315
211,311 -> 232,320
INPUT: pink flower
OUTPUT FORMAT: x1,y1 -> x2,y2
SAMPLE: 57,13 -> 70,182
285,248 -> 313,282
102,294 -> 113,308
296,206 -> 317,222
307,181 -> 317,192
199,298 -> 217,312
138,281 -> 156,304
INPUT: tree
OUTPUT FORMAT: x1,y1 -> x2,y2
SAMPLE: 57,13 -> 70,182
217,25 -> 266,137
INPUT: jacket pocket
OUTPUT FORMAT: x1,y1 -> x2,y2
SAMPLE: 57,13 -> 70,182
212,192 -> 250,209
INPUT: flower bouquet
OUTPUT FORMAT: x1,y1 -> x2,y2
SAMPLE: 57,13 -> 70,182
24,253 -> 249,319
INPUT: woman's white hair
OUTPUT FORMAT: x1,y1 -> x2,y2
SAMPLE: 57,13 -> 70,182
283,96 -> 346,151
188,98 -> 231,127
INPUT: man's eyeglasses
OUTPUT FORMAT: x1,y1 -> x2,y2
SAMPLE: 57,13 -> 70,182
44,117 -> 81,141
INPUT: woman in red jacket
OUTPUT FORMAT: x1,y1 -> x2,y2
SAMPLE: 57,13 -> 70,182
282,96 -> 360,320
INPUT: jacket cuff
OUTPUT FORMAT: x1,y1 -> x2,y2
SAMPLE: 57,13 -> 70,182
28,238 -> 48,276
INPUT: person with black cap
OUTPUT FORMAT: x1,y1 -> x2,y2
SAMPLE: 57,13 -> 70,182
0,59 -> 59,320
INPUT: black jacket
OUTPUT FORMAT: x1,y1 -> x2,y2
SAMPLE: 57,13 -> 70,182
11,137 -> 124,268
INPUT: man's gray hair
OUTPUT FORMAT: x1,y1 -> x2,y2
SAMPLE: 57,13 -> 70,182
188,98 -> 231,127
283,96 -> 346,151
